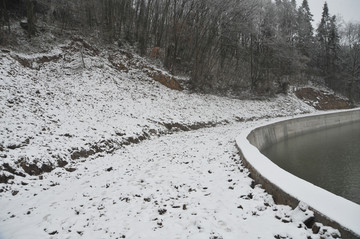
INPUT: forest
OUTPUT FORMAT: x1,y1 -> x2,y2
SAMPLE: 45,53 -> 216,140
1,0 -> 360,102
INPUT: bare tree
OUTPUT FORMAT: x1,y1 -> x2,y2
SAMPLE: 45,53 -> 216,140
341,23 -> 360,102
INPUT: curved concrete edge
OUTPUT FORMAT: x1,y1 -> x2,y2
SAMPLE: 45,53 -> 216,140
235,109 -> 360,239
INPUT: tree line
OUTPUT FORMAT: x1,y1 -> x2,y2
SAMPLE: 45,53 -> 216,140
1,0 -> 359,102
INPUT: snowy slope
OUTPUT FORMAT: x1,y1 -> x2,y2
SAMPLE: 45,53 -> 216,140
0,40 -> 340,238
0,40 -> 314,178
0,123 -> 340,239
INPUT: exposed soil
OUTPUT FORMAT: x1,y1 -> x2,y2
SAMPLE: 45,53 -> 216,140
108,50 -> 183,91
295,88 -> 352,110
149,72 -> 182,91
11,53 -> 63,70
0,120 -> 230,181
0,174 -> 15,184
0,38 -> 314,182
70,120 -> 228,162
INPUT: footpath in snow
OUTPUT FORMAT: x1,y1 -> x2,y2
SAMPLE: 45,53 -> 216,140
0,122 -> 341,239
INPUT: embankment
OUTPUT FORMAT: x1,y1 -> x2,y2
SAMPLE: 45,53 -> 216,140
236,109 -> 360,239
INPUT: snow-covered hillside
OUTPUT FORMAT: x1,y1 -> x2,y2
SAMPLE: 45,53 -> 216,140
0,39 -> 314,180
0,40 -> 341,238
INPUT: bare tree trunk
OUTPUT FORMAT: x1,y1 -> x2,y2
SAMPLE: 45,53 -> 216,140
81,47 -> 86,68
26,0 -> 35,38
2,0 -> 10,33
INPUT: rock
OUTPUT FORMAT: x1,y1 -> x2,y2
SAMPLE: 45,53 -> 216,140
250,180 -> 256,189
20,162 -> 53,176
20,20 -> 28,30
0,174 -> 15,184
2,163 -> 26,177
331,231 -> 341,238
158,209 -> 167,215
303,215 -> 315,228
57,160 -> 68,167
281,218 -> 292,223
312,223 -> 321,234
7,144 -> 22,150
65,168 -> 76,172
48,231 -> 58,235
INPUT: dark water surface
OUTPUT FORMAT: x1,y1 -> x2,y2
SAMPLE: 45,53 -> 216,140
262,121 -> 360,205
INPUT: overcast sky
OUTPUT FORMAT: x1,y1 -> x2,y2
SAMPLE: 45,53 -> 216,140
296,0 -> 360,26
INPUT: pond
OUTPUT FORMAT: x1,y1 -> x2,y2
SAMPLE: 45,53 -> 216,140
262,121 -> 360,205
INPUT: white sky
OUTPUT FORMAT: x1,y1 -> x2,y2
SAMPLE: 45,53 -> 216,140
296,0 -> 360,26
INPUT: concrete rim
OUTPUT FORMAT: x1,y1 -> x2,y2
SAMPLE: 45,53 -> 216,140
236,109 -> 360,239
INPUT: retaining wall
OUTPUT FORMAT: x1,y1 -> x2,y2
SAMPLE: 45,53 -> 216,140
248,109 -> 360,151
236,109 -> 360,239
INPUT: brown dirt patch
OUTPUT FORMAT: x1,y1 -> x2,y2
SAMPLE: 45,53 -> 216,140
148,71 -> 182,91
295,88 -> 352,110
108,55 -> 129,72
19,161 -> 54,176
12,53 -> 62,69
62,37 -> 100,57
109,50 -> 182,91
0,174 -> 15,184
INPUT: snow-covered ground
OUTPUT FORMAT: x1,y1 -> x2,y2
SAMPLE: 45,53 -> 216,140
0,123 -> 340,239
0,41 -> 340,238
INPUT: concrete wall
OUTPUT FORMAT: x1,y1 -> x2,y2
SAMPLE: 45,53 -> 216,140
236,109 -> 360,239
248,109 -> 360,151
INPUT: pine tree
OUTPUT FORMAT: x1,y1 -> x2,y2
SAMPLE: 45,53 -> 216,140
316,2 -> 331,74
316,2 -> 340,86
297,0 -> 313,57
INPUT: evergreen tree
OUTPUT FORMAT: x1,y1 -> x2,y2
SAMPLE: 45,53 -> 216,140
316,2 -> 331,74
316,2 -> 340,88
297,0 -> 313,57
2,0 -> 358,99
